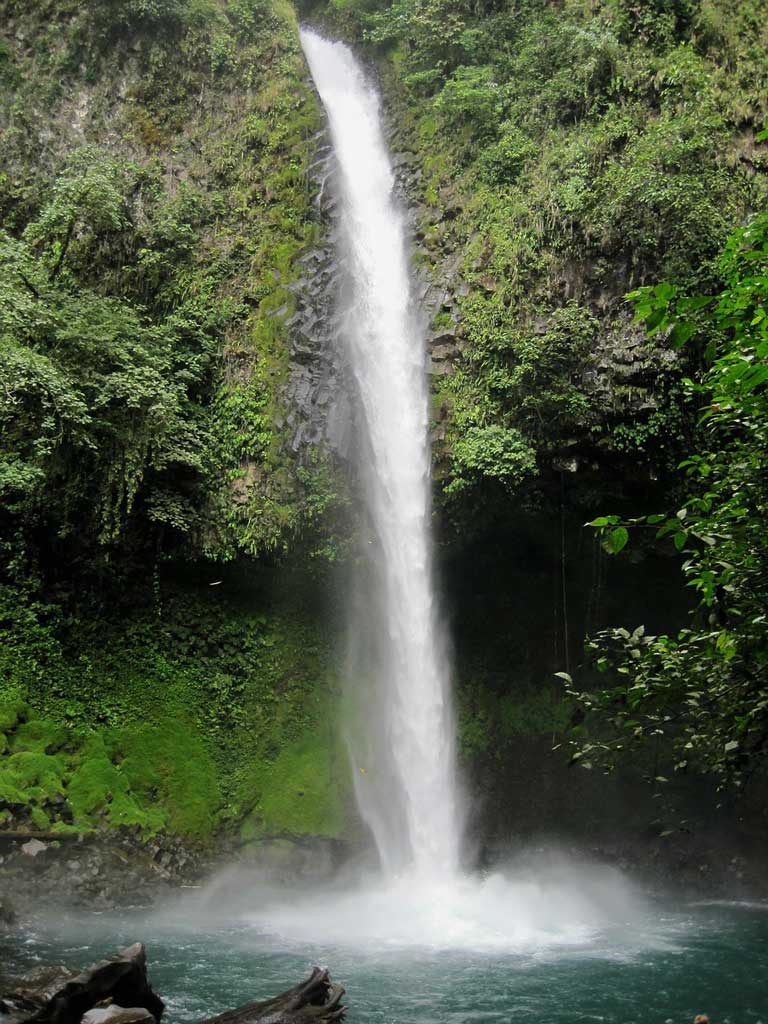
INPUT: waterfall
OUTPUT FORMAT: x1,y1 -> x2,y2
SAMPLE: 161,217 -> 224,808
300,29 -> 460,878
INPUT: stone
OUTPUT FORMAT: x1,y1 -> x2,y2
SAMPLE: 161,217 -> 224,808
0,968 -> 78,1022
81,1006 -> 155,1024
0,899 -> 16,927
20,840 -> 46,858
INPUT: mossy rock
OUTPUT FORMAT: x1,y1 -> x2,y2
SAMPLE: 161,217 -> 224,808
10,718 -> 71,755
30,805 -> 51,830
1,750 -> 67,806
0,699 -> 29,733
67,734 -> 165,833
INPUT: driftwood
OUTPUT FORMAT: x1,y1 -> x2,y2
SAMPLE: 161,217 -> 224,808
2,947 -> 345,1024
1,945 -> 164,1024
199,968 -> 345,1024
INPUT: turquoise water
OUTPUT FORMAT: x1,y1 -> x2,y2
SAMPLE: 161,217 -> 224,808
4,898 -> 768,1024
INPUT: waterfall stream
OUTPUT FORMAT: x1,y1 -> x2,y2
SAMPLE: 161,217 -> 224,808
300,29 -> 460,878
280,30 -> 646,952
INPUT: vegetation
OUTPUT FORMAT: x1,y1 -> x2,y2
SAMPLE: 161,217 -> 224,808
0,0 -> 348,841
314,0 -> 767,530
304,0 -> 768,800
564,209 -> 768,789
0,577 -> 348,839
1,0 -> 341,588
2,0 -> 767,842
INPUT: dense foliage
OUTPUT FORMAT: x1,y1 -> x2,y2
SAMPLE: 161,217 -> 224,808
0,577 -> 347,838
315,0 -> 767,529
1,0 -> 341,594
0,0 -> 346,840
2,0 -> 767,842
0,151 -> 221,580
565,209 -> 768,788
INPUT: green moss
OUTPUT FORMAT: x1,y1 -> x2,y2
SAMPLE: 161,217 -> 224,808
67,734 -> 164,833
0,699 -> 29,733
0,774 -> 27,806
242,720 -> 348,839
110,719 -> 222,837
9,718 -> 71,755
30,805 -> 50,830
458,683 -> 572,763
1,750 -> 67,805
0,577 -> 349,842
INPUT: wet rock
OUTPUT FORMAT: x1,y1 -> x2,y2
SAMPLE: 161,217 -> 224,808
0,830 -> 206,915
81,1006 -> 155,1024
20,840 -> 47,858
0,900 -> 16,929
279,124 -> 353,464
1,968 -> 77,1021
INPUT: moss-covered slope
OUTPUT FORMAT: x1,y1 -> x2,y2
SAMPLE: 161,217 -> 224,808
0,573 -> 350,841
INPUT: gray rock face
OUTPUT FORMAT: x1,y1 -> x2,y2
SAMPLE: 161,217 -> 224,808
280,87 -> 470,466
0,830 -> 203,915
279,128 -> 353,462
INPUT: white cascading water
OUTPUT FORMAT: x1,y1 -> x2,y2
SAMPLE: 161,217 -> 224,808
300,29 -> 460,878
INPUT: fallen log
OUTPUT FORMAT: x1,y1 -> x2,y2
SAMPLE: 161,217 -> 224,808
2,948 -> 345,1024
2,945 -> 164,1024
198,968 -> 346,1024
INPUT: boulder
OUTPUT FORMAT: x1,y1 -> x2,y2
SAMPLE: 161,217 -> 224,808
20,841 -> 47,859
1,967 -> 77,1023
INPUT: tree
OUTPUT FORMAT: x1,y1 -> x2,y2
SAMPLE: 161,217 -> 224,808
0,150 -> 218,584
563,207 -> 768,788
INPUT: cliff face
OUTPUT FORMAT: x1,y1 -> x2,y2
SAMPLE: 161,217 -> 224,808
2,0 -> 767,853
0,0 -> 348,566
355,0 -> 768,535
0,0 -> 354,844
304,0 -> 768,851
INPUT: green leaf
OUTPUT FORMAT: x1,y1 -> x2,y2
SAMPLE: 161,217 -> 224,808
654,282 -> 676,303
667,321 -> 695,349
603,526 -> 629,555
645,308 -> 667,333
586,516 -> 611,528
